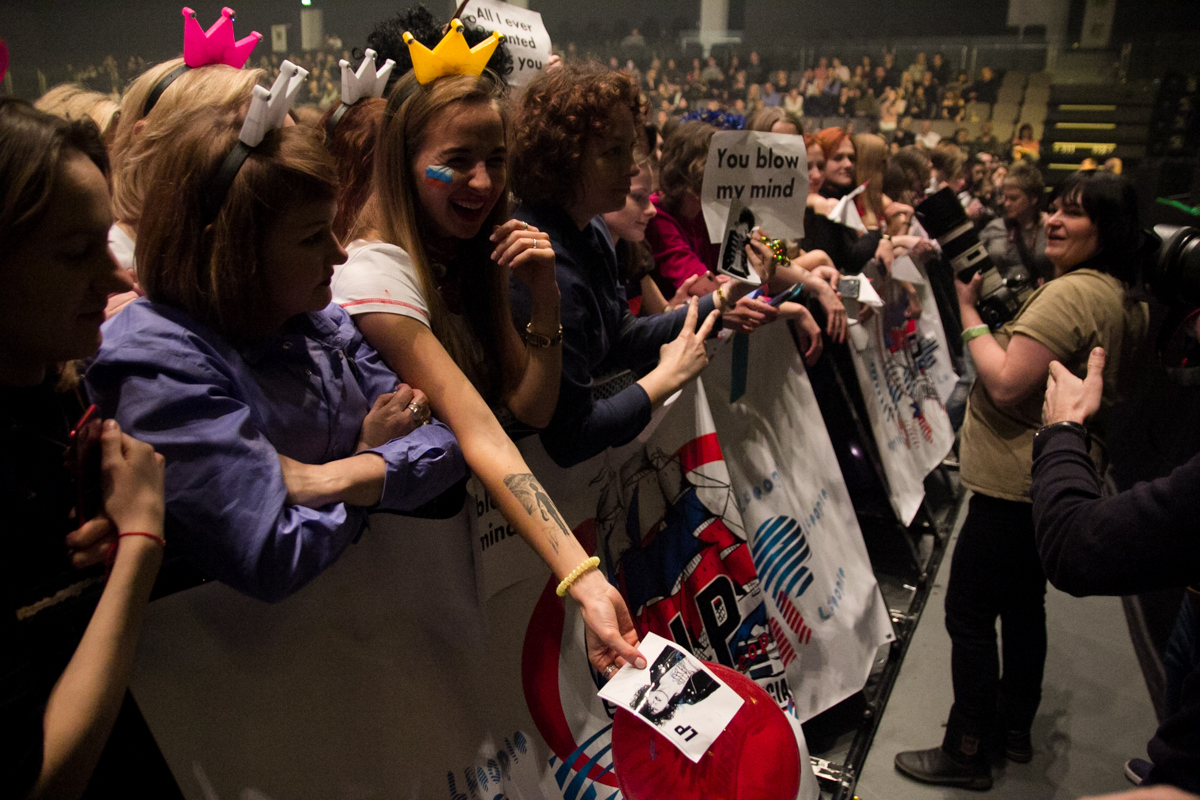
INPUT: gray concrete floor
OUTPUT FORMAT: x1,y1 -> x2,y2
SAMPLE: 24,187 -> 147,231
854,492 -> 1161,800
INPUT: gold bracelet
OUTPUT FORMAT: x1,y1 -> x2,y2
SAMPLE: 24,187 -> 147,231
714,283 -> 729,311
556,556 -> 600,597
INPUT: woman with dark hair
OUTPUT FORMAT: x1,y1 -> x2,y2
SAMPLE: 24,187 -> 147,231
1013,122 -> 1041,163
333,60 -> 645,670
363,6 -> 514,94
895,170 -> 1149,789
86,99 -> 466,605
0,99 -> 176,798
510,64 -> 739,468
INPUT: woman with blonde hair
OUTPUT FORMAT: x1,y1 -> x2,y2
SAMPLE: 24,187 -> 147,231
33,84 -> 120,142
106,60 -> 265,273
333,59 -> 646,670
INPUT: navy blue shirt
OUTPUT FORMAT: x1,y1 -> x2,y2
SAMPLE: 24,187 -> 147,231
511,204 -> 718,467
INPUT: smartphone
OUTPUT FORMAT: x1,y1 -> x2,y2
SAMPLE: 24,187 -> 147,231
837,277 -> 861,299
66,405 -> 103,523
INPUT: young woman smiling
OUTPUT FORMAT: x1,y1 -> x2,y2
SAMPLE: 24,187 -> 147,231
332,70 -> 645,672
895,170 -> 1149,789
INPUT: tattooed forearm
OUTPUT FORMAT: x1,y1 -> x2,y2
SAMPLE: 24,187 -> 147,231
503,472 -> 572,554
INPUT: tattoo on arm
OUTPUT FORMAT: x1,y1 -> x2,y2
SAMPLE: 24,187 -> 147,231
503,472 -> 571,554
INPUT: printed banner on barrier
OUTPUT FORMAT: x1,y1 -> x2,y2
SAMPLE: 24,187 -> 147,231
128,382 -> 820,799
847,271 -> 956,524
515,383 -> 817,800
702,324 -> 895,720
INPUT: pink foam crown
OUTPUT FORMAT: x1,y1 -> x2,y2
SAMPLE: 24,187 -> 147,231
182,6 -> 261,69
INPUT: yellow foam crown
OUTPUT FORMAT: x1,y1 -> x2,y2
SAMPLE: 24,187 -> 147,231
403,19 -> 504,85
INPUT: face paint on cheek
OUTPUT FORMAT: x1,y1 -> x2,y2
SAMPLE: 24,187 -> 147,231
425,165 -> 455,187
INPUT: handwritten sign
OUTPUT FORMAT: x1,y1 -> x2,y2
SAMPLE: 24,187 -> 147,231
701,131 -> 807,244
460,0 -> 552,87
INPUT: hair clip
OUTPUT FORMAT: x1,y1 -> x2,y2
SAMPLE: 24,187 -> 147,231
201,60 -> 308,226
402,19 -> 503,85
324,49 -> 395,145
143,7 -> 262,118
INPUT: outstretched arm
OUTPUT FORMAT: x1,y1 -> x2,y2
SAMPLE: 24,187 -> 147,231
354,311 -> 646,670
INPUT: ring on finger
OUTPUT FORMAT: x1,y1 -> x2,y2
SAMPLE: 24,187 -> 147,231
409,402 -> 431,425
522,221 -> 529,230
603,664 -> 618,677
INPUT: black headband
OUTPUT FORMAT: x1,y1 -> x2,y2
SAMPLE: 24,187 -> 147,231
200,141 -> 253,228
142,63 -> 190,117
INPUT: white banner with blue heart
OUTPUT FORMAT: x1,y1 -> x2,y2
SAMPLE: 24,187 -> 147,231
701,323 -> 896,721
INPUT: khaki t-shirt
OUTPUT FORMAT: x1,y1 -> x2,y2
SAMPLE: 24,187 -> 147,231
959,268 -> 1148,502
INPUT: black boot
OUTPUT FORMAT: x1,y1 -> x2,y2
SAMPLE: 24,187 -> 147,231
1004,729 -> 1033,763
894,746 -> 993,790
895,710 -> 993,790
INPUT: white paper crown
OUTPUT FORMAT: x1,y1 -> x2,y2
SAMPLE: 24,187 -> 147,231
239,59 -> 309,148
340,48 -> 395,106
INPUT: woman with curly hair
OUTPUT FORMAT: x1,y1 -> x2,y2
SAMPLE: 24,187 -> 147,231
332,63 -> 645,672
509,63 -> 762,468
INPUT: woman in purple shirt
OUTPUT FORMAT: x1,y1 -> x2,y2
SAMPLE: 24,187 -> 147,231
85,103 -> 465,603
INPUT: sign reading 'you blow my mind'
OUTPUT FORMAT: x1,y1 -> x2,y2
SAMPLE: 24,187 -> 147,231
701,131 -> 808,244
460,0 -> 552,87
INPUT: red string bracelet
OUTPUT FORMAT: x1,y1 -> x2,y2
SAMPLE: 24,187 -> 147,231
105,532 -> 166,577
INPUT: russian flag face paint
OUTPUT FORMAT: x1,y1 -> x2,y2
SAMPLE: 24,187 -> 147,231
425,165 -> 454,186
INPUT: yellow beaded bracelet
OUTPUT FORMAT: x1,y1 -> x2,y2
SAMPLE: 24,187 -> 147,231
556,556 -> 601,597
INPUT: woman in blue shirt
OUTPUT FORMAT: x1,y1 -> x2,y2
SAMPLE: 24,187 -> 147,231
85,102 -> 465,603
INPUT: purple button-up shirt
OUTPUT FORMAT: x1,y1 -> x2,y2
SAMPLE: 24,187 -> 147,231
85,299 -> 465,602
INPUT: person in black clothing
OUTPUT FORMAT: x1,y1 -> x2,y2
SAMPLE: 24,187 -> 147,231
967,66 -> 1001,106
1033,346 -> 1200,794
0,99 -> 175,798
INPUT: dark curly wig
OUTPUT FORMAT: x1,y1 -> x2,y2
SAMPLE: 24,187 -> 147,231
362,5 -> 514,93
510,63 -> 646,208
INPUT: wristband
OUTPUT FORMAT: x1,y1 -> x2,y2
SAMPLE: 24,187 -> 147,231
1032,420 -> 1088,461
556,556 -> 601,597
961,324 -> 990,344
105,531 -> 166,576
1034,420 -> 1087,442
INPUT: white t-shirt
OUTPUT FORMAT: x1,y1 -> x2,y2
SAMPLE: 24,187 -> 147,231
332,239 -> 431,328
108,223 -> 136,274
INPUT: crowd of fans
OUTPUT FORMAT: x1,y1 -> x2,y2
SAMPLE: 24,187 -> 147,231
2,6 -> 1194,800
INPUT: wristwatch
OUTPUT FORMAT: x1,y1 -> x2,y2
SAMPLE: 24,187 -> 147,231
524,323 -> 563,348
